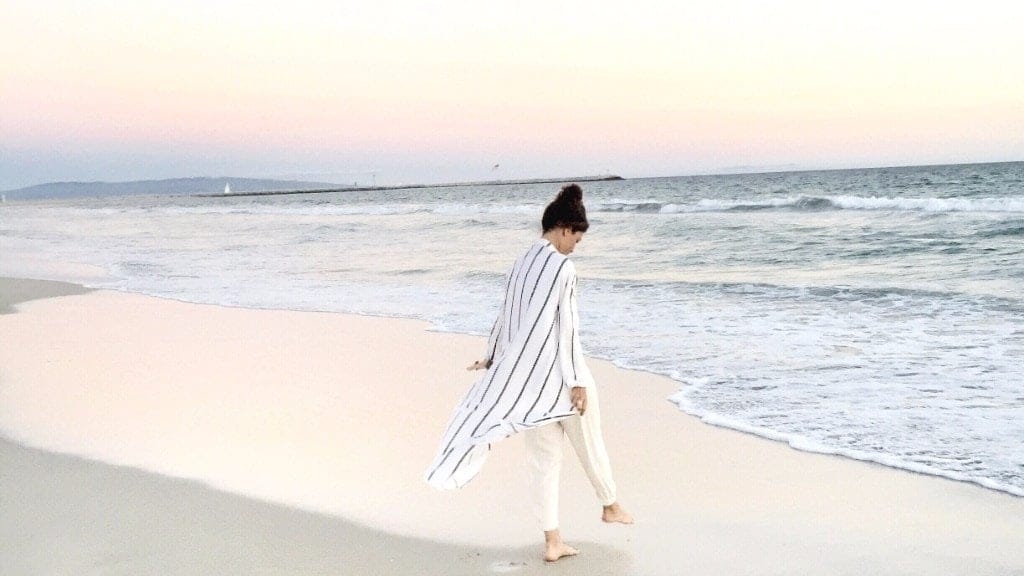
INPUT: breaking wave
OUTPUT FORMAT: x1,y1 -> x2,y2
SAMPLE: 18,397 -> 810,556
661,195 -> 1024,214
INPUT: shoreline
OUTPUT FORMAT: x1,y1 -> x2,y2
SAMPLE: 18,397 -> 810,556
4,275 -> 1021,500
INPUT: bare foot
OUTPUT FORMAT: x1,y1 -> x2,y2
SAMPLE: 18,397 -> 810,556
542,529 -> 579,563
544,541 -> 580,563
602,502 -> 635,524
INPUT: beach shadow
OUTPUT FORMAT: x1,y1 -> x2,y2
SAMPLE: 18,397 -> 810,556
0,277 -> 93,314
1,437 -> 632,576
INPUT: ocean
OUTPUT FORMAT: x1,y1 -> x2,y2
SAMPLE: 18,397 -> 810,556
2,161 -> 1022,497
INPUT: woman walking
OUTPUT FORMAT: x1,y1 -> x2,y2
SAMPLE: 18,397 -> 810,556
425,184 -> 633,562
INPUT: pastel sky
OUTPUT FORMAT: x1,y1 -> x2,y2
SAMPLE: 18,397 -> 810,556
2,1 -> 1023,189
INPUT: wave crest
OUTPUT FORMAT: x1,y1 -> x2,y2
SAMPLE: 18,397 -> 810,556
160,195 -> 1024,217
656,195 -> 1024,214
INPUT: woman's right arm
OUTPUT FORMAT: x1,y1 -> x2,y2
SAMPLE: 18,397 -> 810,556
468,314 -> 502,370
484,309 -> 503,368
471,269 -> 514,370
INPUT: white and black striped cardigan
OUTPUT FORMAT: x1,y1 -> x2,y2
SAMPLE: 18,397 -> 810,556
426,239 -> 595,489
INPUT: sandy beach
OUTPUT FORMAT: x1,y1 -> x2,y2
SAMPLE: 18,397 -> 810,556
1,277 -> 1022,575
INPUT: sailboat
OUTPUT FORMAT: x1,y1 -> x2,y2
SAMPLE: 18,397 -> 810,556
223,183 -> 231,195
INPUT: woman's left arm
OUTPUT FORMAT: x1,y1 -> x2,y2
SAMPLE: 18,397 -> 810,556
558,263 -> 595,390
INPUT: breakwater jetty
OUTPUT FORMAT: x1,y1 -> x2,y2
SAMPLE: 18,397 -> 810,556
195,175 -> 623,198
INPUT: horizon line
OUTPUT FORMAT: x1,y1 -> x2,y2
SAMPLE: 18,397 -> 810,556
5,158 -> 1023,193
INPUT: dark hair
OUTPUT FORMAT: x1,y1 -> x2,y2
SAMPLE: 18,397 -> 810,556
542,184 -> 590,233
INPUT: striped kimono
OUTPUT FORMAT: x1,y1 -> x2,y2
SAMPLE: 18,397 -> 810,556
426,238 -> 595,489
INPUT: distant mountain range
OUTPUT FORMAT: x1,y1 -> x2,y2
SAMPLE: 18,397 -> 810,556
2,177 -> 341,200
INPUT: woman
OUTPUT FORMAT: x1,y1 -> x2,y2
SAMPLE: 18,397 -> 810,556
425,184 -> 633,562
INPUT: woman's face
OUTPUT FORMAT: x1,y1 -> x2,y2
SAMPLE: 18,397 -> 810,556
554,228 -> 585,255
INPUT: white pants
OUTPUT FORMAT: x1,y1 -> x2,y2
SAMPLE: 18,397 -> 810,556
524,386 -> 617,532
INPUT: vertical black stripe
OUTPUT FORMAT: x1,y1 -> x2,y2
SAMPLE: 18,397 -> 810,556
515,245 -> 549,334
549,280 -> 575,413
516,252 -> 554,335
507,244 -> 543,337
487,270 -> 516,361
526,252 -> 556,319
547,381 -> 568,414
500,318 -> 557,420
439,371 -> 493,450
568,280 -> 578,382
449,445 -> 477,480
525,344 -> 560,420
431,367 -> 496,473
427,446 -> 454,482
504,255 -> 526,343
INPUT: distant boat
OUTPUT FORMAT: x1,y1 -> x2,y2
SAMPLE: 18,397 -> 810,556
224,183 -> 231,194
1,194 -> 5,203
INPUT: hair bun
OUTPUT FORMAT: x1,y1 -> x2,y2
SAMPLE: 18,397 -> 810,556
542,183 -> 590,233
557,183 -> 583,204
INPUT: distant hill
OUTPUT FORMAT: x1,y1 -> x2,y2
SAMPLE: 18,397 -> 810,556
2,177 -> 342,200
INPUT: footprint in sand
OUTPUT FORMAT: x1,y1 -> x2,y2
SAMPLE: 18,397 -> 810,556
489,560 -> 527,573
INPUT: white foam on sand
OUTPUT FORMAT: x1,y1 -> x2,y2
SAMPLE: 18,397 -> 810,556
668,389 -> 1024,498
0,254 -> 117,287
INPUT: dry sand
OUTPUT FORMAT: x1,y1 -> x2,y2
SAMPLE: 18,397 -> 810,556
1,277 -> 1022,575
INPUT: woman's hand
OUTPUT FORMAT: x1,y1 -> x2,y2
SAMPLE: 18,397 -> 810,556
467,359 -> 491,371
571,386 -> 588,416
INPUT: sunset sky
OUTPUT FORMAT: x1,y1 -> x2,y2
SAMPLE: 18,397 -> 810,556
2,1 -> 1022,189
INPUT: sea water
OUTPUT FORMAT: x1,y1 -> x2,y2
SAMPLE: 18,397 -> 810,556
2,162 -> 1022,496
